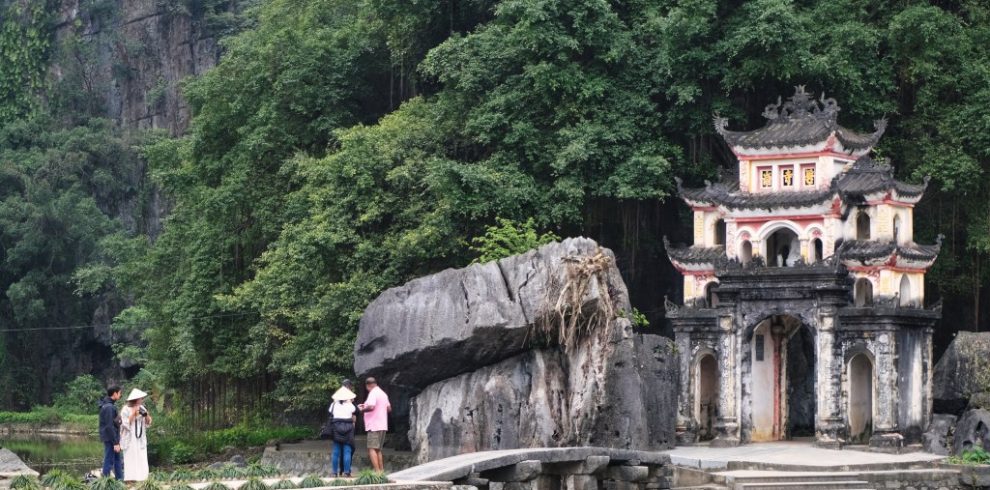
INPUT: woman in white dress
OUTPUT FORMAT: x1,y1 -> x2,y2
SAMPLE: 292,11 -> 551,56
120,388 -> 153,482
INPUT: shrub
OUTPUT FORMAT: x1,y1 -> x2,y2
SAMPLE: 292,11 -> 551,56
353,470 -> 388,486
41,470 -> 84,490
238,478 -> 270,490
88,477 -> 125,490
196,469 -> 219,481
329,480 -> 350,487
134,480 -> 164,490
219,465 -> 245,479
297,475 -> 325,489
148,471 -> 171,482
204,482 -> 232,490
10,475 -> 41,490
53,374 -> 104,414
169,469 -> 194,482
948,447 -> 990,465
245,464 -> 279,478
271,481 -> 297,490
170,485 -> 196,490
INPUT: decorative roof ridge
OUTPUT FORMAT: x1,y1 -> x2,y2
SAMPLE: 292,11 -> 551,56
663,237 -> 726,264
713,86 -> 884,151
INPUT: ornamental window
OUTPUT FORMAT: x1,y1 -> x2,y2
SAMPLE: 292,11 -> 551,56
803,166 -> 816,187
760,167 -> 773,189
782,168 -> 794,187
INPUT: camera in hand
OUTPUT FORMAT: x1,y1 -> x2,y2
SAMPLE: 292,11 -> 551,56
138,406 -> 148,416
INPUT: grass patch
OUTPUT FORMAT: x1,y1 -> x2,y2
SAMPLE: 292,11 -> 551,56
947,447 -> 990,465
354,470 -> 389,485
0,408 -> 97,431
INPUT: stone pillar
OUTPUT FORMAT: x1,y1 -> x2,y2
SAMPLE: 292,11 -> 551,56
712,314 -> 739,447
924,327 -> 934,432
814,311 -> 843,448
674,332 -> 696,444
870,331 -> 904,451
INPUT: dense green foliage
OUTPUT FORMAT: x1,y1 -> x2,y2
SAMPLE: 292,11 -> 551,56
3,0 -> 990,419
471,218 -> 561,263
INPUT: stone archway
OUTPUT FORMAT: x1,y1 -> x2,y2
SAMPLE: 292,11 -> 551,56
695,353 -> 718,441
748,314 -> 816,441
848,352 -> 875,443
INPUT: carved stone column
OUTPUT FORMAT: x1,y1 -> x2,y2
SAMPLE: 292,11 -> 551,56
870,330 -> 904,451
674,331 -> 696,444
711,314 -> 739,447
814,311 -> 843,448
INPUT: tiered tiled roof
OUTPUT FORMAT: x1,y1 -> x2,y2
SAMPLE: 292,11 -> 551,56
677,156 -> 928,210
714,86 -> 886,153
836,238 -> 942,268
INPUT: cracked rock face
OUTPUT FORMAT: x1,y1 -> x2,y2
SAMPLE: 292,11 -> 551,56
353,237 -> 677,456
933,332 -> 990,415
408,327 -> 677,462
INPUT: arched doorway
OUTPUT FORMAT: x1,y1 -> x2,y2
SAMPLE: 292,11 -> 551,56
705,282 -> 719,307
766,228 -> 799,267
749,315 -> 816,441
848,353 -> 874,443
899,275 -> 912,307
854,278 -> 873,306
740,240 -> 753,264
696,354 -> 718,441
810,238 -> 823,263
893,215 -> 902,244
714,219 -> 726,246
856,211 -> 871,240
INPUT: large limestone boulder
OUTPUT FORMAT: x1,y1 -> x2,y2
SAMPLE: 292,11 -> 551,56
354,237 -> 622,390
407,329 -> 677,462
922,413 -> 957,455
933,332 -> 990,415
952,409 -> 990,455
353,237 -> 677,455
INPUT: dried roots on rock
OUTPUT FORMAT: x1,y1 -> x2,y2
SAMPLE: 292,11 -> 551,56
533,248 -> 618,355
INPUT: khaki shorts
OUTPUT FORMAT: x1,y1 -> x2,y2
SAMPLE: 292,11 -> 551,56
366,430 -> 387,450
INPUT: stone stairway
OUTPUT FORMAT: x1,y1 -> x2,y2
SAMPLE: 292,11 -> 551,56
673,467 -> 963,490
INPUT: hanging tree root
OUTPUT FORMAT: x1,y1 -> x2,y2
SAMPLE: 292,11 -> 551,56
532,248 -> 618,354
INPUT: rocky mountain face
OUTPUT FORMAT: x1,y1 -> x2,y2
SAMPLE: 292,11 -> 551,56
53,0 -> 228,136
354,238 -> 678,460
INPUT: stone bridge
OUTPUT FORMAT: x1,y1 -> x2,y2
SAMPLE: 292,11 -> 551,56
389,447 -> 671,490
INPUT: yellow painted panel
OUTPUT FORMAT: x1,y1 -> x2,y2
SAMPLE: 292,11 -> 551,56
694,211 -> 705,245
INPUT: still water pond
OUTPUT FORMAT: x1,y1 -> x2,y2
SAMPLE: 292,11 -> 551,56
0,432 -> 103,476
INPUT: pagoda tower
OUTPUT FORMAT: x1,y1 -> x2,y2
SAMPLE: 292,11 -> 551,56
665,86 -> 941,450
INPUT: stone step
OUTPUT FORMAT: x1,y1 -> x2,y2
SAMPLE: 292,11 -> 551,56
734,482 -> 870,490
723,472 -> 865,483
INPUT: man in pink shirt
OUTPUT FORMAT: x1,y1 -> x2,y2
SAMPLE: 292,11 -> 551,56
357,377 -> 390,471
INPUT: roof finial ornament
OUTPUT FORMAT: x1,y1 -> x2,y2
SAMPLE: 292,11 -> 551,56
762,96 -> 782,121
786,85 -> 815,118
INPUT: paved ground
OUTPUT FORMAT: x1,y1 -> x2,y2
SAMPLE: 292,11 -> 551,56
664,441 -> 944,470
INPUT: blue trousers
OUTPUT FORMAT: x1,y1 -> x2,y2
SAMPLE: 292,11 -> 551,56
331,442 -> 352,475
102,442 -> 123,480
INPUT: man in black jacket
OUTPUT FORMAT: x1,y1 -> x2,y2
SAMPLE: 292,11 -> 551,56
98,386 -> 123,479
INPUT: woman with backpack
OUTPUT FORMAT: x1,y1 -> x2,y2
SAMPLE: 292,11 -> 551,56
328,384 -> 357,477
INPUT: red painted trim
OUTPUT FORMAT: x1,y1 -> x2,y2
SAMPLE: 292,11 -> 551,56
734,215 -> 827,223
846,265 -> 932,273
864,199 -> 916,208
734,150 -> 860,161
691,206 -> 719,212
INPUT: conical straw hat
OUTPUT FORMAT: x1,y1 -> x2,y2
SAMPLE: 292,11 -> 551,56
332,386 -> 356,401
126,388 -> 148,401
